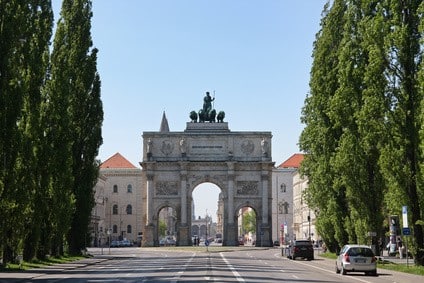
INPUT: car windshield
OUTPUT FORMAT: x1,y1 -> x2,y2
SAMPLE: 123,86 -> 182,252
347,247 -> 374,257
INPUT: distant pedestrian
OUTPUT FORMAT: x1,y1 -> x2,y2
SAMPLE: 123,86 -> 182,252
398,241 -> 404,259
322,243 -> 327,253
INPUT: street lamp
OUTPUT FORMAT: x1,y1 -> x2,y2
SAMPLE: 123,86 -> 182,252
107,228 -> 111,254
308,210 -> 311,241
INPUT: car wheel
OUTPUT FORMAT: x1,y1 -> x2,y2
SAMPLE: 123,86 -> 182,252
335,264 -> 340,274
341,265 -> 347,275
370,269 -> 377,276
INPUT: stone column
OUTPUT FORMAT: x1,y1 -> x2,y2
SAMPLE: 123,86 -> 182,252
180,170 -> 187,224
227,162 -> 235,224
146,173 -> 154,225
225,162 -> 238,246
262,172 -> 268,225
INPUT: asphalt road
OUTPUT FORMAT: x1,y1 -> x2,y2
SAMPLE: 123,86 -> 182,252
0,246 -> 422,282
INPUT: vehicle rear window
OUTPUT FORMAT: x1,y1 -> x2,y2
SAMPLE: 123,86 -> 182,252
295,241 -> 312,246
347,247 -> 374,257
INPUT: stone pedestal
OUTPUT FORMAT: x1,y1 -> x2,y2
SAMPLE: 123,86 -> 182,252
142,224 -> 155,247
224,223 -> 238,246
258,225 -> 272,247
177,224 -> 189,246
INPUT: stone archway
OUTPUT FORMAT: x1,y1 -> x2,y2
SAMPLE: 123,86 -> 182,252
140,112 -> 274,247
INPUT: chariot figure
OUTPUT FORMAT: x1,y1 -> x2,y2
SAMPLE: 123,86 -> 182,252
203,92 -> 215,114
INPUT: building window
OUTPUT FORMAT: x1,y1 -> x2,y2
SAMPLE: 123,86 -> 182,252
127,184 -> 132,193
126,204 -> 132,215
280,183 -> 286,193
113,204 -> 118,215
113,225 -> 118,234
127,225 -> 132,234
283,202 -> 289,214
113,184 -> 118,193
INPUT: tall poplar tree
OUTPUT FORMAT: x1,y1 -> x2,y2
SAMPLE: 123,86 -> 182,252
0,0 -> 52,266
17,0 -> 54,262
0,0 -> 26,266
379,0 -> 424,265
50,0 -> 103,255
329,0 -> 387,251
302,0 -> 424,264
299,0 -> 349,252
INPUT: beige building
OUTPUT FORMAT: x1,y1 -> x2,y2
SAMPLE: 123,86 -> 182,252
90,153 -> 143,246
292,167 -> 318,243
89,175 -> 107,246
271,154 -> 304,245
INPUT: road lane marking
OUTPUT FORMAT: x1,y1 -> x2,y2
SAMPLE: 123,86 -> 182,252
170,252 -> 195,283
220,252 -> 245,282
274,251 -> 376,283
288,259 -> 374,283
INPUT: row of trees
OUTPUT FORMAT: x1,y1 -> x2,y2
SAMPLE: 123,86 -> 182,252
0,0 -> 103,266
299,0 -> 424,265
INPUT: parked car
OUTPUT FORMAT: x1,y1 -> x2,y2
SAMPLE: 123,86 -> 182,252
335,244 -> 377,276
273,240 -> 280,247
110,240 -> 119,248
287,240 -> 314,260
121,239 -> 132,247
165,238 -> 176,246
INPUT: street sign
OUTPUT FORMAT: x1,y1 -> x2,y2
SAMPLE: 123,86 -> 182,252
402,205 -> 408,228
402,227 -> 411,236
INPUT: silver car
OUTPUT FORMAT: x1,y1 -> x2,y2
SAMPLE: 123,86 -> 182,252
335,244 -> 377,276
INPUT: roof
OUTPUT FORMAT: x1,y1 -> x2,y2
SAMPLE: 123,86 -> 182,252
277,153 -> 304,168
100,152 -> 137,169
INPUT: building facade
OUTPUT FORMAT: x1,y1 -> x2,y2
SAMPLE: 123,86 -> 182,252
90,153 -> 143,246
271,154 -> 304,245
292,169 -> 318,243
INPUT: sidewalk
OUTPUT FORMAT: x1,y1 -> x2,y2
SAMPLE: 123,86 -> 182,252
315,248 -> 414,265
378,250 -> 414,265
0,256 -> 110,282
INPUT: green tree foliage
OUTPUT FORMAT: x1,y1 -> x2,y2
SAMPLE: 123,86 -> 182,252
242,210 -> 256,234
0,0 -> 101,263
299,0 -> 349,252
379,0 -> 424,265
159,220 -> 167,237
0,0 -> 53,267
18,0 -> 54,263
48,0 -> 103,256
301,0 -> 424,265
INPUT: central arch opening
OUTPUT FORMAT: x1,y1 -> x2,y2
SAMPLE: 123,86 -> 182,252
191,182 -> 222,245
237,206 -> 257,246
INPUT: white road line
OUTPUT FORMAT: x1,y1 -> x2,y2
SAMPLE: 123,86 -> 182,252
220,252 -> 245,282
170,252 -> 196,283
288,259 -> 375,283
275,252 -> 376,283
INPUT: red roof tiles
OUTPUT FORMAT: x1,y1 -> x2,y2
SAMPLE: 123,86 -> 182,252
277,153 -> 304,168
100,153 -> 137,169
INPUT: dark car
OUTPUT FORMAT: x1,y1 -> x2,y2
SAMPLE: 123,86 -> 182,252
287,240 -> 314,260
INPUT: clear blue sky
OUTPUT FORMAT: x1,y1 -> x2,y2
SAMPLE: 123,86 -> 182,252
53,0 -> 328,221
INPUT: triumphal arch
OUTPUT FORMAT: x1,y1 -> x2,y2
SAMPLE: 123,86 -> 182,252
140,93 -> 274,246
